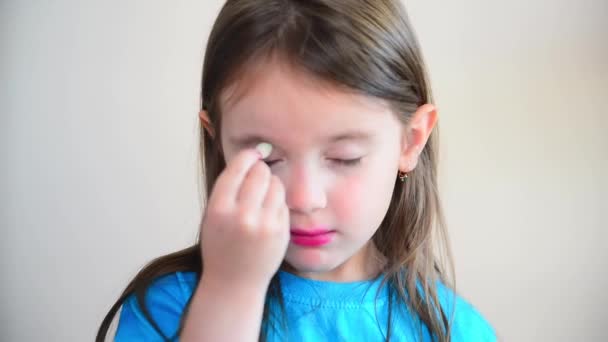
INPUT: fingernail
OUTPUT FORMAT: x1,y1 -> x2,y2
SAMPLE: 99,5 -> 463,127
255,142 -> 273,159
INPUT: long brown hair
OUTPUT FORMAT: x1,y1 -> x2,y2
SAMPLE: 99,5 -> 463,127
97,0 -> 454,341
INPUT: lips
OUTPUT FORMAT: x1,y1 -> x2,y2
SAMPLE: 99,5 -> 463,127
290,228 -> 333,236
290,227 -> 335,247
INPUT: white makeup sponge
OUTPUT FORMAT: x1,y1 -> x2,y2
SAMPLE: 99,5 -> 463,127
256,142 -> 273,159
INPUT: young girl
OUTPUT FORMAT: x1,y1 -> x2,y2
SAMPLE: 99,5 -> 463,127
97,0 -> 495,341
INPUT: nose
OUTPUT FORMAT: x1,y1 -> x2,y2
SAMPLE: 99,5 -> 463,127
283,164 -> 327,214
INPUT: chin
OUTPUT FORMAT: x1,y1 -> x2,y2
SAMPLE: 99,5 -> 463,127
283,248 -> 341,275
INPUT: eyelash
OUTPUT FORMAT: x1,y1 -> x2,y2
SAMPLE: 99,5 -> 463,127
264,158 -> 362,167
332,158 -> 362,166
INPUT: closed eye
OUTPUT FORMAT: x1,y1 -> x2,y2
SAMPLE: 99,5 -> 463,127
263,159 -> 281,167
263,158 -> 363,167
330,158 -> 362,166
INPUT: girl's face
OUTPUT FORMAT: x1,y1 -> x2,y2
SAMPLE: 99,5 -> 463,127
220,59 -> 408,282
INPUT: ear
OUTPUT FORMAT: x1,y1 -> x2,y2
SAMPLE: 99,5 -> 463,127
199,110 -> 215,138
399,104 -> 438,172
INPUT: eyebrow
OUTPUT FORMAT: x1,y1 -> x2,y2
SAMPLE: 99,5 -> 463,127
228,130 -> 374,147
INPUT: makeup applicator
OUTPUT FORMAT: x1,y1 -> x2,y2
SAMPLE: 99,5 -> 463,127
256,142 -> 273,159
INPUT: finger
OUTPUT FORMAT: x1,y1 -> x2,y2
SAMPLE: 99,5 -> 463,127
238,161 -> 272,210
260,203 -> 289,242
278,204 -> 290,233
211,149 -> 261,207
262,175 -> 286,211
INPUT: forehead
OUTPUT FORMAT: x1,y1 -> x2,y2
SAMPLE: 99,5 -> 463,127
220,59 -> 398,146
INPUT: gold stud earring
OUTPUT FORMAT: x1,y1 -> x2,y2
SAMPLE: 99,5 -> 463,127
398,170 -> 408,182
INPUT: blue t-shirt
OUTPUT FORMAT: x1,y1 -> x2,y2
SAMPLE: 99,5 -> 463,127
115,271 -> 496,341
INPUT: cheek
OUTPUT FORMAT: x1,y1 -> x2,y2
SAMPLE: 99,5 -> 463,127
329,167 -> 397,228
329,175 -> 365,222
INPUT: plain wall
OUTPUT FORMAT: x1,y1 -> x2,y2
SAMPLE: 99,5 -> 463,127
2,0 -> 606,341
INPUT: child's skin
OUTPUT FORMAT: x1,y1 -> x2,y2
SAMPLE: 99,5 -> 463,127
182,58 -> 437,341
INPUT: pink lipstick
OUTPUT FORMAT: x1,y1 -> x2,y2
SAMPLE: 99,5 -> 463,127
290,227 -> 335,247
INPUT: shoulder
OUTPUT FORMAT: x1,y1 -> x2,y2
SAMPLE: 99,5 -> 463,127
435,282 -> 497,341
114,272 -> 199,341
143,271 -> 199,303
